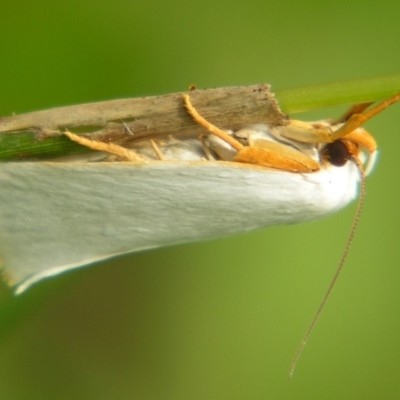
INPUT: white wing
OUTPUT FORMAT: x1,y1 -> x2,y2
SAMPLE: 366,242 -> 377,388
0,160 -> 360,293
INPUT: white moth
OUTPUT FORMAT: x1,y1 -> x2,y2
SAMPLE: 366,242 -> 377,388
0,89 -> 398,296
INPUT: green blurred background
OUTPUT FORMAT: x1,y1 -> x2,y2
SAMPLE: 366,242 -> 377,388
1,1 -> 400,399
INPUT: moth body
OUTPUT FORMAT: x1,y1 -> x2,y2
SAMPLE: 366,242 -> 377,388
1,90 -> 398,293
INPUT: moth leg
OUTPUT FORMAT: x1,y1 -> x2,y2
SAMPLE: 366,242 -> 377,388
183,93 -> 244,151
150,139 -> 165,160
63,130 -> 145,163
335,102 -> 373,124
199,135 -> 216,161
281,93 -> 400,147
183,93 -> 319,171
234,139 -> 320,172
330,93 -> 400,141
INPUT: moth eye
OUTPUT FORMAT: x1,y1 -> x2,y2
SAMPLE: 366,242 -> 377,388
323,140 -> 351,167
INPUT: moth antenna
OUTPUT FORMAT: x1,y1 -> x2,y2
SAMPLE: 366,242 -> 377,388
288,158 -> 366,379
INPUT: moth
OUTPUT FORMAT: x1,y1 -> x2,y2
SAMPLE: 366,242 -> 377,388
0,87 -> 398,299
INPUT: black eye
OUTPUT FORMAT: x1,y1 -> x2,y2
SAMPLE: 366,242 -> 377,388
323,140 -> 350,167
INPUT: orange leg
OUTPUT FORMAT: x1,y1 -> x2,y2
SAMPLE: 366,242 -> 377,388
332,93 -> 400,140
183,94 -> 244,151
183,93 -> 319,172
63,130 -> 145,163
336,102 -> 373,124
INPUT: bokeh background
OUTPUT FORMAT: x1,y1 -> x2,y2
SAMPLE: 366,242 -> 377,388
1,1 -> 400,399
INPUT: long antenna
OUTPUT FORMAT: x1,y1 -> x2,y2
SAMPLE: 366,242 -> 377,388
288,158 -> 366,379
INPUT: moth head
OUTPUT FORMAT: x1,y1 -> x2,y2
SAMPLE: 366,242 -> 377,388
322,127 -> 377,175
